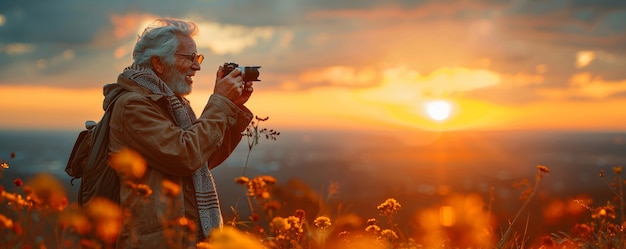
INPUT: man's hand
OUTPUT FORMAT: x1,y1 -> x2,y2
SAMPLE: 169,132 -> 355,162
233,81 -> 253,106
214,66 -> 244,101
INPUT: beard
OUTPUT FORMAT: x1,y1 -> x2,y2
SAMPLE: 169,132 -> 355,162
162,69 -> 192,96
169,74 -> 192,96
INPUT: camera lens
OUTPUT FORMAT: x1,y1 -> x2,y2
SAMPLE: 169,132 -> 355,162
242,66 -> 261,82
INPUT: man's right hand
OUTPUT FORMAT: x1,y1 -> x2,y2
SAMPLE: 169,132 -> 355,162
214,66 -> 244,101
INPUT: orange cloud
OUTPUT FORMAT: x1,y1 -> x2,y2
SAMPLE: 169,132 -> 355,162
110,13 -> 157,40
358,66 -> 500,104
537,72 -> 626,99
298,66 -> 379,88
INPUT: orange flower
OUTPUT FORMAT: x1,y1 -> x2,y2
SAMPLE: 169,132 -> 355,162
26,174 -> 67,211
0,214 -> 13,229
108,148 -> 146,179
126,181 -> 153,197
381,229 -> 398,240
613,166 -> 623,175
196,242 -> 211,249
536,165 -> 550,173
162,179 -> 181,197
84,197 -> 122,244
235,176 -> 249,185
59,211 -> 91,235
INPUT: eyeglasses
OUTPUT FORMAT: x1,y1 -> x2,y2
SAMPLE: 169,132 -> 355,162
175,52 -> 204,64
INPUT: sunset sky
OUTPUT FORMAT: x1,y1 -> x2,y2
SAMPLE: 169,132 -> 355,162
1,0 -> 625,132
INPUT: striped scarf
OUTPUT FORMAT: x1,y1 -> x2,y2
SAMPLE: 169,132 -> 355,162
120,64 -> 223,238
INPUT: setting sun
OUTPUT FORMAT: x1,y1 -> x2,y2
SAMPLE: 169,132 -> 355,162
426,100 -> 452,121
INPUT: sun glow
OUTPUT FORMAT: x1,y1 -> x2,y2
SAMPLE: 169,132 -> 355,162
426,100 -> 452,121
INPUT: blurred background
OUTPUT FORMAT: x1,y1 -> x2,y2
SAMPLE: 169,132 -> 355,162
1,0 -> 626,244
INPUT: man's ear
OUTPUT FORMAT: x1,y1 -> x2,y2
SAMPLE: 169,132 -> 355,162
151,56 -> 164,74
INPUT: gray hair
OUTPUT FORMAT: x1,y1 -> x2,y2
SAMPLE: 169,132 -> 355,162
132,18 -> 198,68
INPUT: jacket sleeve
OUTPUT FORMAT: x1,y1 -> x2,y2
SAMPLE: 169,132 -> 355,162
203,96 -> 254,169
110,93 -> 251,176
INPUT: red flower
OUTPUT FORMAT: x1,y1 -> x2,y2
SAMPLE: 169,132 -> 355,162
13,179 -> 22,187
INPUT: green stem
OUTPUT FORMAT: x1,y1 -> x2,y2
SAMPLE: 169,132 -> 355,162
497,174 -> 542,249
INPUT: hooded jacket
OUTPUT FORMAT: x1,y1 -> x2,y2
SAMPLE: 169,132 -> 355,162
105,76 -> 252,248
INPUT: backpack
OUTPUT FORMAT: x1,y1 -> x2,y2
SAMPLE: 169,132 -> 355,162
65,85 -> 127,206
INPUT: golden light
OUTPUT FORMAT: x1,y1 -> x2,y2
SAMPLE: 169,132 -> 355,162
426,100 -> 452,121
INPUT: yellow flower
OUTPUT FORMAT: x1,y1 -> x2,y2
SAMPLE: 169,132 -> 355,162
365,224 -> 381,234
209,226 -> 264,249
271,217 -> 291,232
314,216 -> 331,230
367,218 -> 377,225
381,229 -> 398,240
377,198 -> 401,216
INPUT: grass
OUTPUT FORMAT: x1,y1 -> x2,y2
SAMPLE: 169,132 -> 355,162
1,120 -> 626,248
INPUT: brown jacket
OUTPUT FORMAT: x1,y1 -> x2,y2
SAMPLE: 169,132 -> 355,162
106,77 -> 252,248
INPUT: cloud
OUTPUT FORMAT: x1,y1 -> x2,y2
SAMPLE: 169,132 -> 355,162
296,66 -> 380,88
357,66 -> 500,105
195,22 -> 276,55
0,43 -> 34,55
537,72 -> 626,100
576,51 -> 596,68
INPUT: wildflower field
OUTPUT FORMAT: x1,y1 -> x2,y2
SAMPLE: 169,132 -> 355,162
1,120 -> 626,248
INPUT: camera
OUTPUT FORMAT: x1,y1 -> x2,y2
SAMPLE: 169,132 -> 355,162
222,62 -> 261,82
